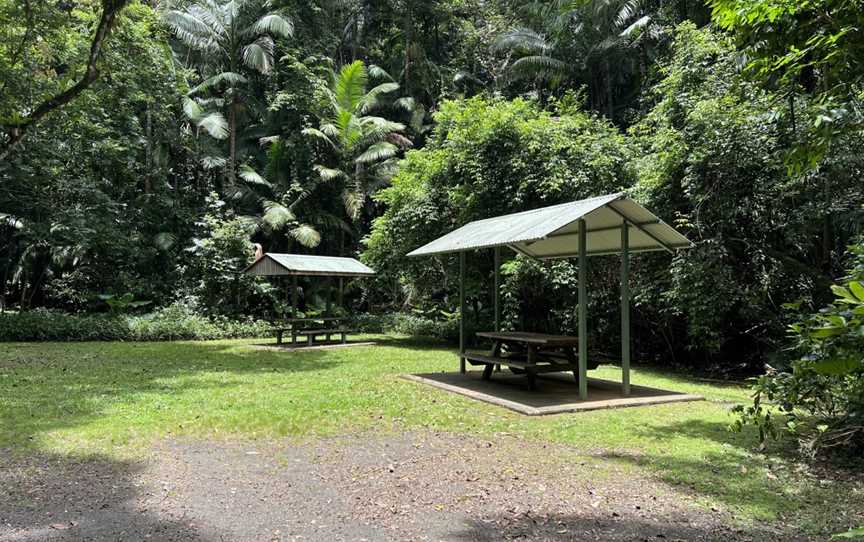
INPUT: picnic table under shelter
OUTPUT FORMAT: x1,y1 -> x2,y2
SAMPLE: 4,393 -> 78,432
245,253 -> 376,346
407,192 -> 692,398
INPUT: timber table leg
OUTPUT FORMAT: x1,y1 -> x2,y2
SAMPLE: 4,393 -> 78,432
527,346 -> 538,390
276,330 -> 283,345
482,363 -> 494,380
566,346 -> 580,385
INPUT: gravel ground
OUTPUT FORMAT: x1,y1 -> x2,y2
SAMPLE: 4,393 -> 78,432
0,432 -> 817,541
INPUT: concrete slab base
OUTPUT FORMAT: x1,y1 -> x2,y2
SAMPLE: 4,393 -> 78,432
402,371 -> 703,415
251,341 -> 377,352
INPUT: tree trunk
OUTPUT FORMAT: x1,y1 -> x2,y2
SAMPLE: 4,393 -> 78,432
144,106 -> 152,194
604,59 -> 614,120
227,97 -> 237,191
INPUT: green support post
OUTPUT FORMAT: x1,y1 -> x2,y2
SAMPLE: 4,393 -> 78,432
291,275 -> 298,318
459,251 -> 466,373
493,246 -> 501,372
578,219 -> 588,400
325,277 -> 332,316
493,246 -> 500,332
621,222 -> 631,396
338,277 -> 344,312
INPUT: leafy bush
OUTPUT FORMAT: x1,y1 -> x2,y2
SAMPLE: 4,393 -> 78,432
182,195 -> 279,318
733,241 -> 864,457
631,23 -> 864,371
349,312 -> 459,341
0,303 -> 270,342
363,94 -> 634,347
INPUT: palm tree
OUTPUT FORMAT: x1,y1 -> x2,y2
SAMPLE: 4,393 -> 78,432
302,60 -> 411,222
163,0 -> 293,188
493,0 -> 661,120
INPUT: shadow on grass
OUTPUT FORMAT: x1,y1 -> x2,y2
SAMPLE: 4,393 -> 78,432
0,341 -> 336,451
600,418 -> 863,533
367,334 -> 452,351
0,448 -> 220,541
448,512 -> 793,542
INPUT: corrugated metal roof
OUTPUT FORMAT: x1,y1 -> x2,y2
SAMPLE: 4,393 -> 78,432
245,254 -> 376,277
407,192 -> 692,258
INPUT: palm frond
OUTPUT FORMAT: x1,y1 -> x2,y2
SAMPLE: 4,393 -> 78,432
342,188 -> 364,221
492,27 -> 553,54
367,64 -> 394,81
301,127 -> 337,150
249,13 -> 293,38
187,4 -> 226,37
197,112 -> 229,139
238,164 -> 271,187
182,96 -> 204,121
620,15 -> 651,38
508,55 -> 568,81
201,155 -> 227,169
163,10 -> 221,53
289,224 -> 321,247
191,71 -> 248,94
615,0 -> 643,28
333,60 -> 368,112
262,200 -> 295,229
355,142 -> 398,164
359,82 -> 399,114
242,37 -> 275,73
313,165 -> 345,181
394,96 -> 416,112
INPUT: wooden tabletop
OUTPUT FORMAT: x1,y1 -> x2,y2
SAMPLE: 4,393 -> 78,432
475,331 -> 580,347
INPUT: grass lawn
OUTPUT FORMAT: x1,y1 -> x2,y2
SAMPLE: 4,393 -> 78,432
1,336 -> 860,536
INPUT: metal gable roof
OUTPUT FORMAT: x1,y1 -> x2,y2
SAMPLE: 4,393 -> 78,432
245,254 -> 376,277
406,192 -> 692,258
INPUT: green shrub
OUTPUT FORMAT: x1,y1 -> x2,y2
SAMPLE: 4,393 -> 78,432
733,241 -> 864,457
362,94 -> 634,347
349,312 -> 460,342
0,303 -> 271,342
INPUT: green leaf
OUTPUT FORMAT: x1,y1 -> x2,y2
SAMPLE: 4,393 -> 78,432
810,326 -> 844,338
832,285 -> 857,303
849,281 -> 864,302
812,357 -> 861,376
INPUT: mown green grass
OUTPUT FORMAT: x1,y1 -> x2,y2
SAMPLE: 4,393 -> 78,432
1,337 -> 860,534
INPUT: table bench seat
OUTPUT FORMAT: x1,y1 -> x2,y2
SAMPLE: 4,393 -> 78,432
464,351 -> 576,372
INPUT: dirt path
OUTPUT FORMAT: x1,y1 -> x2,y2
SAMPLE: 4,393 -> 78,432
1,431 -> 811,541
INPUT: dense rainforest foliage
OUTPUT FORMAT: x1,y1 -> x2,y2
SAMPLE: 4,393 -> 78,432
2,1 -> 863,454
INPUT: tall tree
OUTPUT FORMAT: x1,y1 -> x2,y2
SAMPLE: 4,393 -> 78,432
302,60 -> 410,225
164,0 -> 293,189
493,0 -> 694,123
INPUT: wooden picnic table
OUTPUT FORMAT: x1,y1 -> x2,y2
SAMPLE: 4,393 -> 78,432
465,331 -> 597,390
274,317 -> 349,346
